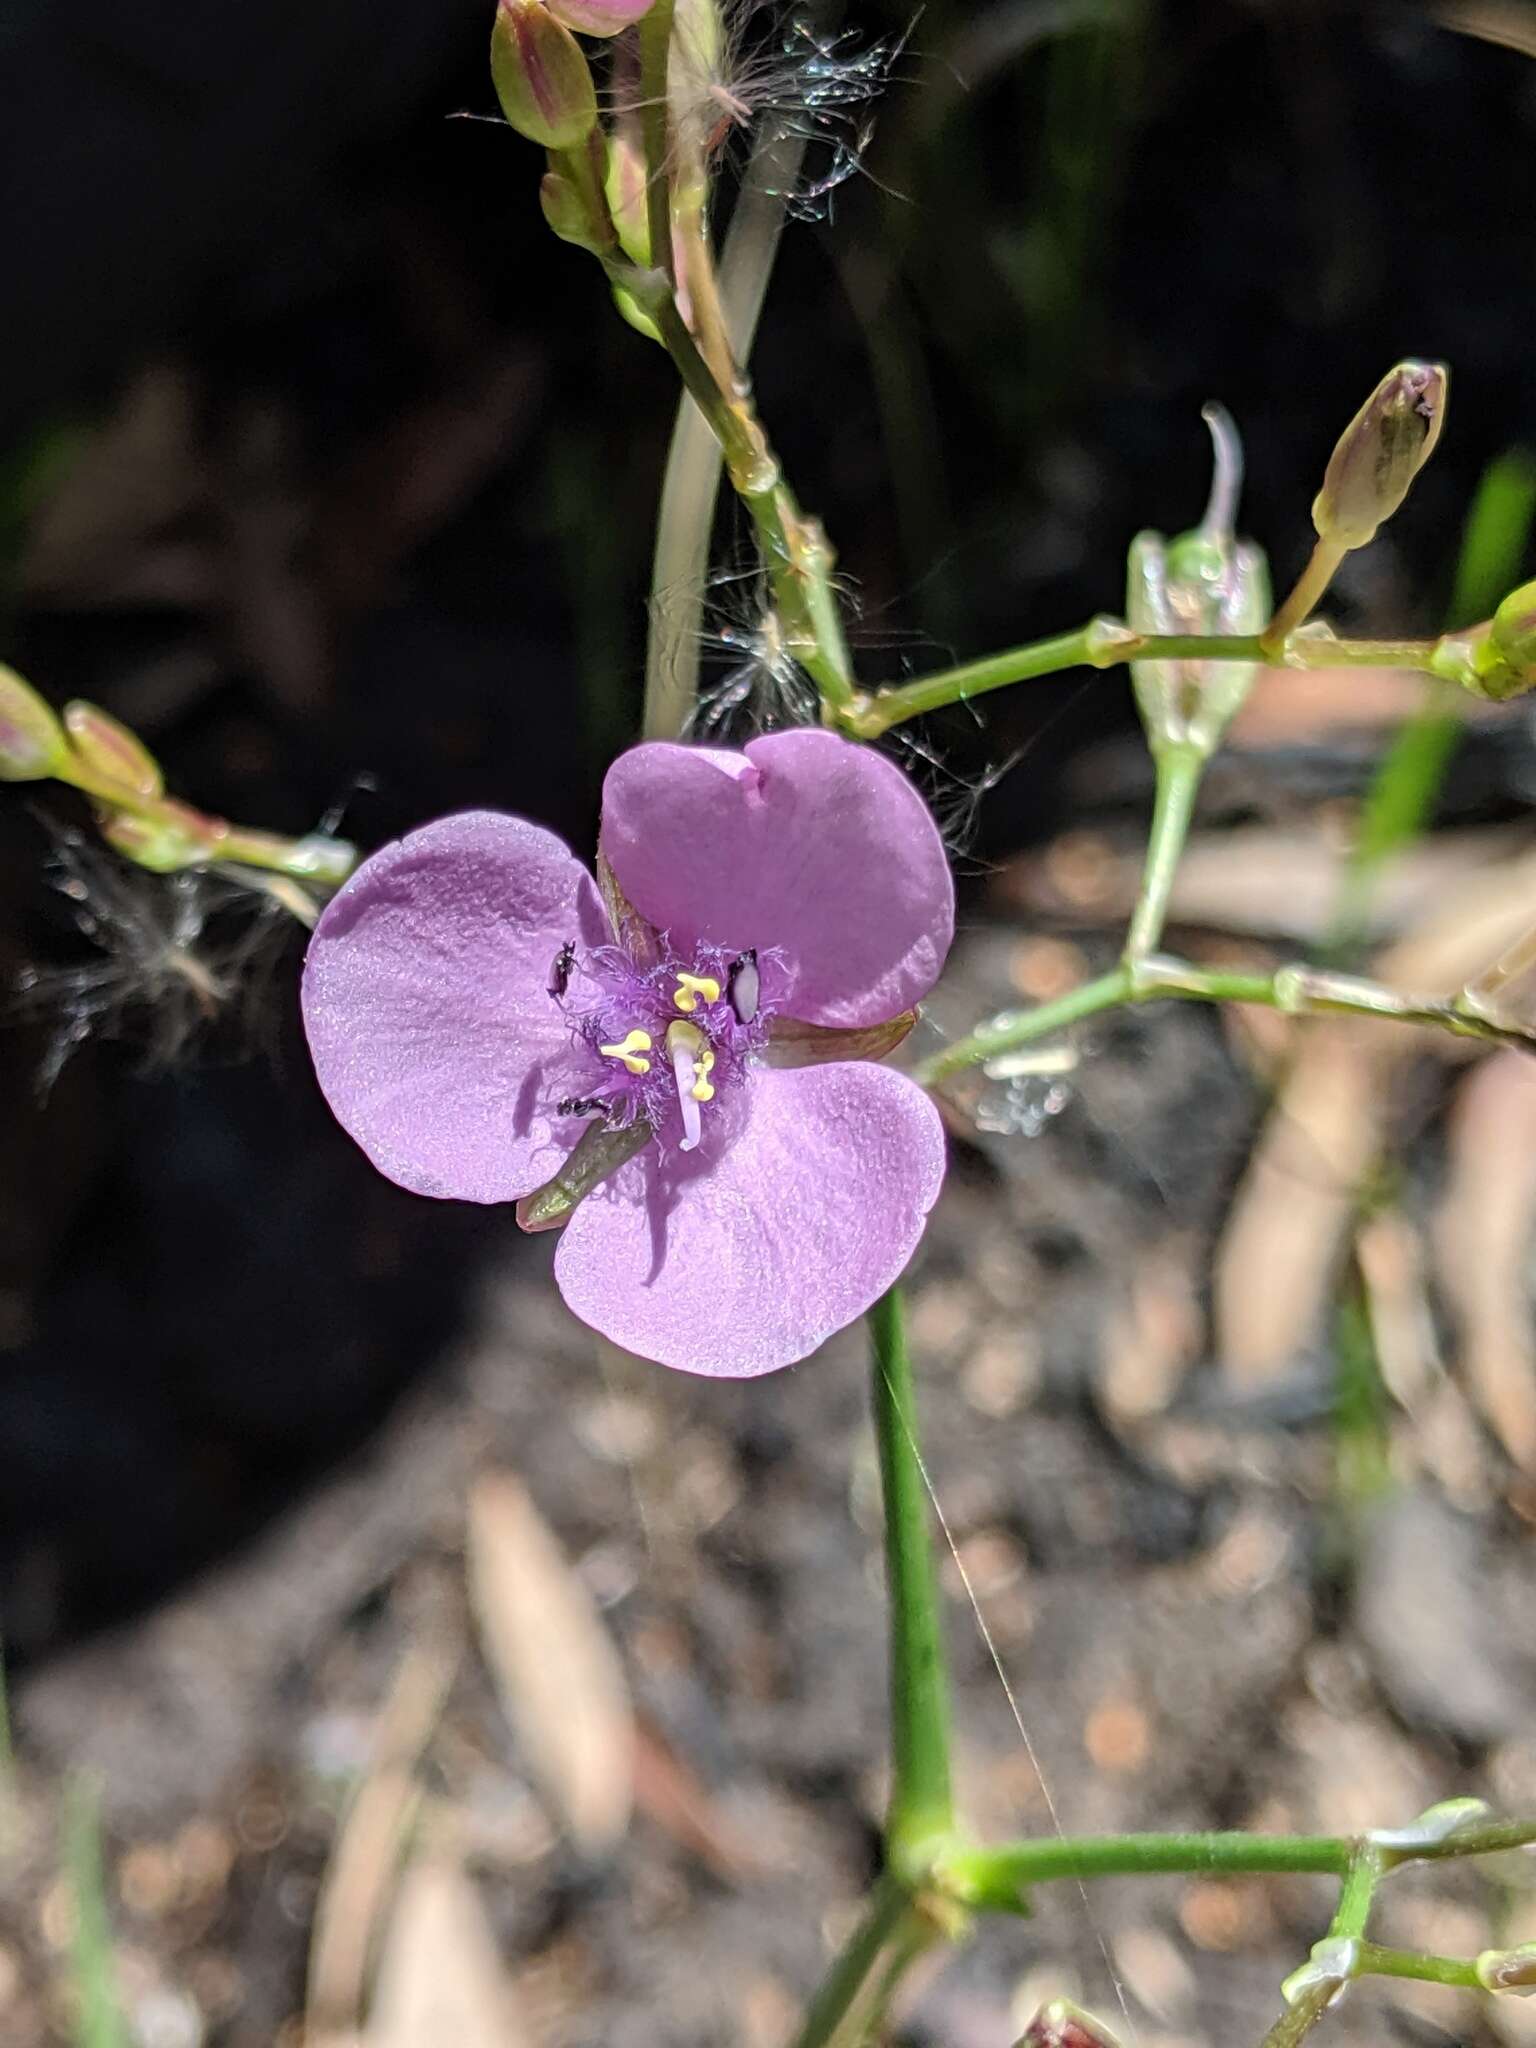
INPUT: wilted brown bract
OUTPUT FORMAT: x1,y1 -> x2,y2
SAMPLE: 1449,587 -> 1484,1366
467,1469 -> 634,1855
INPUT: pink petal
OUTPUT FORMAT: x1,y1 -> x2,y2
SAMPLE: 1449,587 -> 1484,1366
302,811 -> 609,1204
599,730 -> 954,1028
552,1063 -> 946,1375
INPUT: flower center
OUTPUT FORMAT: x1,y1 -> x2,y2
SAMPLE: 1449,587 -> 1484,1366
552,937 -> 773,1153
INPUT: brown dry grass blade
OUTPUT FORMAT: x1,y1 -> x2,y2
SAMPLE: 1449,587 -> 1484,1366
467,1470 -> 634,1857
1434,1050 -> 1536,1469
306,1628 -> 459,2039
368,1855 -> 531,2048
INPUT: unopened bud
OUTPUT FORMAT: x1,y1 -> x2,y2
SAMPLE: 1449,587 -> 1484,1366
604,127 -> 652,267
547,0 -> 654,33
63,700 -> 163,798
99,800 -> 223,873
1370,1796 -> 1491,1854
1015,1998 -> 1121,2048
0,664 -> 68,781
1312,360 -> 1448,550
490,0 -> 597,151
539,170 -> 605,252
1478,1944 -> 1536,1995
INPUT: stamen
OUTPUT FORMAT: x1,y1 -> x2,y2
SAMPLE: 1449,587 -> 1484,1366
667,1019 -> 707,1150
599,1027 -> 653,1075
726,949 -> 759,1024
691,1047 -> 715,1102
672,971 -> 722,1014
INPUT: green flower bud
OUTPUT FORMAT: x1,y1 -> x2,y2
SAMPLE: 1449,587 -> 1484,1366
1311,360 -> 1448,550
99,800 -> 223,873
0,664 -> 68,781
604,127 -> 652,268
490,0 -> 597,151
1015,1999 -> 1122,2048
1127,404 -> 1270,755
610,281 -> 662,342
539,170 -> 605,252
63,700 -> 164,799
1477,1944 -> 1536,1995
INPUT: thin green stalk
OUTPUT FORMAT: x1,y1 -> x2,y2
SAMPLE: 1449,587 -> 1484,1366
867,1286 -> 954,1870
1258,1839 -> 1384,2048
940,1831 -> 1351,1912
1124,743 -> 1204,960
837,624 -> 1453,741
1263,537 -> 1349,653
64,1776 -> 129,2048
637,0 -> 676,286
917,968 -> 1133,1086
644,122 -> 805,739
918,946 -> 1536,1091
1331,1840 -> 1384,1939
788,1872 -> 926,2048
1355,1942 -> 1482,1989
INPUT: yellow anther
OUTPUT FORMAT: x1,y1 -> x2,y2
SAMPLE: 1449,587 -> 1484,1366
672,972 -> 722,1014
599,1028 -> 653,1075
690,1047 -> 716,1102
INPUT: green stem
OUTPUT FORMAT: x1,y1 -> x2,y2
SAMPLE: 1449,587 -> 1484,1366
836,624 -> 1449,740
917,968 -> 1133,1086
1124,743 -> 1205,960
1330,1840 -> 1385,1940
637,0 -> 676,286
643,122 -> 804,739
787,1873 -> 927,2048
940,1831 -> 1351,1912
918,947 -> 1536,1091
1262,536 -> 1349,654
868,1286 -> 955,1870
1354,1943 -> 1482,1989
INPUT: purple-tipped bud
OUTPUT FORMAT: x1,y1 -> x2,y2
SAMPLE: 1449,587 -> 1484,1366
64,700 -> 164,799
490,0 -> 598,151
99,800 -> 223,874
0,664 -> 68,782
1015,1999 -> 1122,2048
547,0 -> 655,34
1312,360 -> 1448,550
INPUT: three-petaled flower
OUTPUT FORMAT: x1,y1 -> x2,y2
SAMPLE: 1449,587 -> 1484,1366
302,730 -> 953,1375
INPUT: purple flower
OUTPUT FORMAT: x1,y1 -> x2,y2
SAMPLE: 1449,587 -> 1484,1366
301,730 -> 953,1376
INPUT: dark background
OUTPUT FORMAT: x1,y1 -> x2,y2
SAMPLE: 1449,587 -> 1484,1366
2,0 -> 1535,1659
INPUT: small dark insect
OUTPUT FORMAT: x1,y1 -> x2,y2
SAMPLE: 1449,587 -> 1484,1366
557,1095 -> 606,1118
548,939 -> 576,1001
727,947 -> 760,1024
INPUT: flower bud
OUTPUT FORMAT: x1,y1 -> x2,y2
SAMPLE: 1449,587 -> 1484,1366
604,126 -> 652,267
539,170 -> 606,252
63,700 -> 164,799
547,0 -> 654,33
490,0 -> 598,151
0,664 -> 68,781
99,800 -> 223,873
1015,1999 -> 1122,2048
1478,1945 -> 1536,1994
1311,360 -> 1448,551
